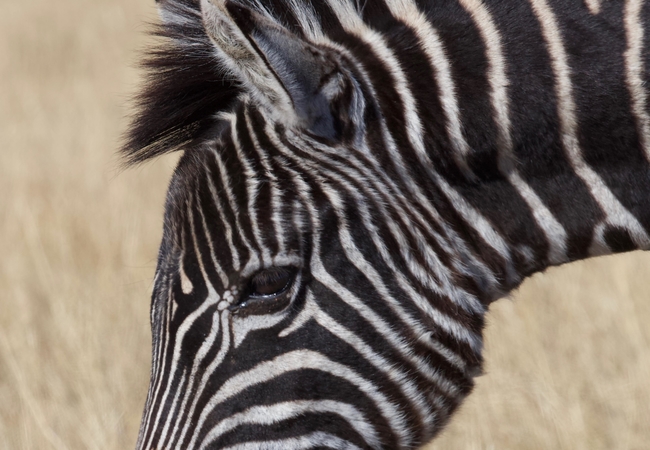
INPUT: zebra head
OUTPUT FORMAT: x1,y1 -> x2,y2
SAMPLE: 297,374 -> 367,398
131,0 -> 495,448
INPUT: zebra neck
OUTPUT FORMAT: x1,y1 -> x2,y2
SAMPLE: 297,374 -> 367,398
347,0 -> 650,298
428,143 -> 650,302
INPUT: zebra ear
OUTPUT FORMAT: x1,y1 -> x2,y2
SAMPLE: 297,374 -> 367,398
201,0 -> 352,141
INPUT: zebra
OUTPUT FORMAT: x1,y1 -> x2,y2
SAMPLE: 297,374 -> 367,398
123,0 -> 650,448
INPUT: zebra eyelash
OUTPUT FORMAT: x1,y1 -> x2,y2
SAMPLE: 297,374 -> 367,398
229,267 -> 300,317
247,267 -> 297,298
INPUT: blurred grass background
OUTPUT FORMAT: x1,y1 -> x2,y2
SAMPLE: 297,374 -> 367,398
0,0 -> 649,449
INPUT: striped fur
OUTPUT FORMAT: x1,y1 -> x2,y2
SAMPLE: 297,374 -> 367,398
125,0 -> 650,448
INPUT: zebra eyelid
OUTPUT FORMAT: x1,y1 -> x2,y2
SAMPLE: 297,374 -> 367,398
228,267 -> 299,317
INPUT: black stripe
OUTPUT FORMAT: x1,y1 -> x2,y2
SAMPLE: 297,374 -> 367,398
489,0 -> 606,260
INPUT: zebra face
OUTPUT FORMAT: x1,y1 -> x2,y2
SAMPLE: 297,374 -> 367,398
134,1 -> 486,449
138,111 -> 455,449
139,118 -> 482,449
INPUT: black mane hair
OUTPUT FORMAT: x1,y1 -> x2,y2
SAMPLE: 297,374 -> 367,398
123,0 -> 241,166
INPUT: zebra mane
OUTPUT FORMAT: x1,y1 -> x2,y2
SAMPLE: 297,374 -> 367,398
122,0 -> 241,166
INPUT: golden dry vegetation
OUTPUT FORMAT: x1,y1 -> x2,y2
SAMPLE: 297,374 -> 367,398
1,0 -> 649,449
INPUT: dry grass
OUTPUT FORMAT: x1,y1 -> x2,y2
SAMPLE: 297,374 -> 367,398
430,255 -> 650,450
1,0 -> 649,449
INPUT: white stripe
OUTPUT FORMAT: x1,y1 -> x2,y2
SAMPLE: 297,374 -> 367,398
624,0 -> 650,163
243,109 -> 287,256
205,164 -> 241,271
584,0 -> 602,15
509,172 -> 569,264
230,281 -> 299,348
188,350 -> 411,449
201,400 -> 380,448
383,0 -> 473,171
529,0 -> 650,249
433,173 -> 518,283
197,191 -> 230,286
219,431 -> 361,450
180,258 -> 194,294
137,283 -> 173,450
207,123 -> 259,269
230,112 -> 273,265
458,0 -> 568,264
284,0 -> 324,41
175,311 -> 232,447
156,367 -> 188,447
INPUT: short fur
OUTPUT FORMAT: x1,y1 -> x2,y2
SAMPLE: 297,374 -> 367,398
125,0 -> 650,449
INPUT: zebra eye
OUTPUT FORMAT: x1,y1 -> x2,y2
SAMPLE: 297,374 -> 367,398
250,267 -> 294,297
229,268 -> 296,317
